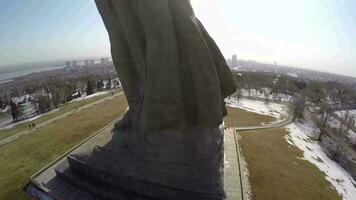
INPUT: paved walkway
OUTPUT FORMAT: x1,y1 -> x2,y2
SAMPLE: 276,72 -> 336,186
224,100 -> 295,200
25,97 -> 292,200
224,128 -> 244,200
0,92 -> 123,147
235,109 -> 294,131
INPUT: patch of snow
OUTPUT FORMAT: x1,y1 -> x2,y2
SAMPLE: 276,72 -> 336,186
72,91 -> 110,102
347,130 -> 356,144
0,79 -> 13,84
328,116 -> 342,129
239,89 -> 293,102
285,121 -> 356,200
12,94 -> 32,104
1,106 -> 10,113
318,115 -> 356,145
287,72 -> 299,78
0,109 -> 59,130
335,110 -> 356,120
225,98 -> 289,120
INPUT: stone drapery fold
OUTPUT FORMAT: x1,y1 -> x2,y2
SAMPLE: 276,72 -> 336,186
95,0 -> 237,132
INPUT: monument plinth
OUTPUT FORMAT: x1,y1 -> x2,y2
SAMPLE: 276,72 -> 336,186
26,0 -> 236,199
54,126 -> 225,200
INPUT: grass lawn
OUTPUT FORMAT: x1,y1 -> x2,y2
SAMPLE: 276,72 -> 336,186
0,94 -> 128,200
224,106 -> 275,128
0,89 -> 121,141
240,127 -> 341,200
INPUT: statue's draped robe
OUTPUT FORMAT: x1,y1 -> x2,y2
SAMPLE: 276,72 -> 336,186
58,1 -> 237,198
95,0 -> 236,132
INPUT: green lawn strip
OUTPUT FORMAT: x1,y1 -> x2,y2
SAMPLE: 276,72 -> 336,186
0,94 -> 128,200
224,106 -> 275,128
240,127 -> 341,200
0,89 -> 120,141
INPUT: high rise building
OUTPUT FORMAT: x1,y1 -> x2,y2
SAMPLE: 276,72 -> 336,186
72,60 -> 77,67
100,57 -> 109,64
231,55 -> 238,67
226,58 -> 232,66
84,60 -> 89,66
89,59 -> 95,65
65,61 -> 71,68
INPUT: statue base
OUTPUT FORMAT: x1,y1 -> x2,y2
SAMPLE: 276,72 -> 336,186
55,127 -> 224,200
25,120 -> 226,200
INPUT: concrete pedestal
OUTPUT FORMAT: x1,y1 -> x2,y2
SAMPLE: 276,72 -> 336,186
25,120 -> 226,200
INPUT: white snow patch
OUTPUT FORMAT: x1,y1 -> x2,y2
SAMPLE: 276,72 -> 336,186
335,110 -> 356,120
287,72 -> 299,78
285,121 -> 356,200
225,98 -> 289,120
328,116 -> 342,129
1,106 -> 10,113
327,116 -> 356,143
72,91 -> 110,102
239,89 -> 293,102
0,109 -> 59,130
347,130 -> 356,144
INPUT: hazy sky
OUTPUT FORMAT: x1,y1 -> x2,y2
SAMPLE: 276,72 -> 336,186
0,0 -> 355,77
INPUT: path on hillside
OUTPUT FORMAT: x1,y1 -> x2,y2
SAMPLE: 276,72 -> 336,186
235,110 -> 294,131
227,97 -> 295,131
0,92 -> 124,147
224,128 -> 251,200
225,99 -> 294,200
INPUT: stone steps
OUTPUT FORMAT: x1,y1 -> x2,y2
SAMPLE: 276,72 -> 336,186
55,159 -> 139,200
55,153 -> 224,200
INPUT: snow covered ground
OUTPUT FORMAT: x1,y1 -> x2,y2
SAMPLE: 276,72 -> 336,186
0,106 -> 10,113
0,91 -> 111,130
72,91 -> 110,102
231,98 -> 356,199
285,121 -> 356,200
240,89 -> 293,102
329,116 -> 342,129
326,116 -> 356,144
225,98 -> 289,121
335,110 -> 356,121
0,108 -> 59,130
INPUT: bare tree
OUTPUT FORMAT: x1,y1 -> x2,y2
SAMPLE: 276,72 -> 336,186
316,101 -> 333,142
264,91 -> 270,104
293,94 -> 306,121
338,110 -> 349,133
236,89 -> 242,100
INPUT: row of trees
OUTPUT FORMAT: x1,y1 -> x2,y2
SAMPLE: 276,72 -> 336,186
232,71 -> 356,142
0,75 -> 120,122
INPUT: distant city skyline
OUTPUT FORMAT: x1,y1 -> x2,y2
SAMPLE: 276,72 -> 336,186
0,0 -> 355,77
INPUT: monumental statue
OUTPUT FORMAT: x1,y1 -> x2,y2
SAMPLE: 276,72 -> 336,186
52,0 -> 237,200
